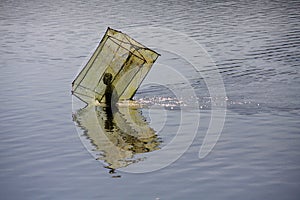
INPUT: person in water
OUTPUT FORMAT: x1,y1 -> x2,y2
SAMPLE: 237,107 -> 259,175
103,73 -> 118,107
103,73 -> 118,131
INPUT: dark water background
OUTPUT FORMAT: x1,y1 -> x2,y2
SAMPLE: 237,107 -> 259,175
1,0 -> 299,199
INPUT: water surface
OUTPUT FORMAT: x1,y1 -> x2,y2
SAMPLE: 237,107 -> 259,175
0,0 -> 299,199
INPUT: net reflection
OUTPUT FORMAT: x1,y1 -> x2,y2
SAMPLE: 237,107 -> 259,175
73,102 -> 161,174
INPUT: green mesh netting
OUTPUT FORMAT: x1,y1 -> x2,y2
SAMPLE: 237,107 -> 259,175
72,27 -> 160,104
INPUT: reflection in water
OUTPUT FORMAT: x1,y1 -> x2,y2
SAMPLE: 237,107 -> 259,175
73,103 -> 161,175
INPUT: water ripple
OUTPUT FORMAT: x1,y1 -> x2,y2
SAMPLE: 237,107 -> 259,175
1,0 -> 300,199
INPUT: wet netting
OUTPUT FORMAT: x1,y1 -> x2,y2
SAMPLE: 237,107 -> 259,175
72,27 -> 160,104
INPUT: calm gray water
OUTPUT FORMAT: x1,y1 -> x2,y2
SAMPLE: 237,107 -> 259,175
1,0 -> 300,199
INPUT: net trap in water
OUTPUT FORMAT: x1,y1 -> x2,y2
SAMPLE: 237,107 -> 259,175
72,27 -> 160,105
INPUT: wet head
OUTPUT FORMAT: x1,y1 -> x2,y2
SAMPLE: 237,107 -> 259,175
103,73 -> 113,85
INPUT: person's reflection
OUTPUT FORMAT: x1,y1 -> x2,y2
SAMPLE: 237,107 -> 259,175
103,72 -> 118,174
